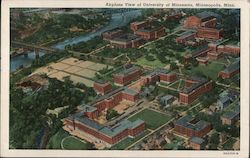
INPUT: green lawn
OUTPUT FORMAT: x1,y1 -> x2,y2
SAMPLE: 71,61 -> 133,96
111,130 -> 150,150
186,62 -> 225,80
169,79 -> 184,90
62,136 -> 90,150
222,138 -> 237,150
136,55 -> 166,68
128,109 -> 171,130
46,129 -> 69,149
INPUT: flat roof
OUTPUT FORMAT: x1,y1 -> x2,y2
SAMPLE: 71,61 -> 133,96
77,105 -> 97,112
100,119 -> 144,137
196,11 -> 221,21
222,110 -> 239,120
190,137 -> 205,144
137,25 -> 163,33
68,113 -> 144,137
95,80 -> 109,85
222,58 -> 240,74
181,77 -> 209,94
123,88 -> 138,96
175,115 -> 210,131
114,65 -> 140,77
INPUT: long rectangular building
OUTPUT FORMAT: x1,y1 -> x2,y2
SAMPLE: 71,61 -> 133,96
113,66 -> 142,86
174,115 -> 212,138
63,112 -> 145,145
179,78 -> 213,104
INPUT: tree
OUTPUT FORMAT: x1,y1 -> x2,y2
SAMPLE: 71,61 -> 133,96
106,109 -> 119,120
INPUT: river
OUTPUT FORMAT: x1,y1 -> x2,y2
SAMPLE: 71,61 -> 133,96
10,9 -> 142,72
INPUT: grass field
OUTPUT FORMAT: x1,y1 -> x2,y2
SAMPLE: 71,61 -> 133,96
136,55 -> 166,68
111,130 -> 151,150
62,136 -> 90,150
128,108 -> 171,130
46,129 -> 69,149
185,62 -> 224,80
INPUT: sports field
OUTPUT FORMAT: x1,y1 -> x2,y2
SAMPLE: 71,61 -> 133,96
33,57 -> 112,87
128,108 -> 171,130
61,136 -> 90,150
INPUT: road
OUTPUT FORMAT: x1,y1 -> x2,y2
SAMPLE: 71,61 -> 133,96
138,28 -> 181,49
215,81 -> 240,91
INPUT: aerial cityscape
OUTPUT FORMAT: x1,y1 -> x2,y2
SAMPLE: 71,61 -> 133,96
10,8 -> 240,150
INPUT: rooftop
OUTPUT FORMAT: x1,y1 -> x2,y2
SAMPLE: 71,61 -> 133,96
222,58 -> 240,74
175,115 -> 210,131
67,113 -> 144,137
137,25 -> 163,33
77,105 -> 97,112
196,11 -> 221,21
181,77 -> 209,94
95,80 -> 110,85
161,95 -> 174,101
190,137 -> 205,145
123,88 -> 138,96
222,110 -> 239,120
131,21 -> 147,25
114,65 -> 140,77
100,119 -> 144,137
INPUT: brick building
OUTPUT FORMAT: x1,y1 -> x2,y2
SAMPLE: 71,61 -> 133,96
218,58 -> 240,79
135,25 -> 165,41
183,11 -> 220,29
63,112 -> 145,145
179,78 -> 213,104
174,115 -> 212,138
176,31 -> 196,44
102,29 -> 123,41
63,85 -> 144,146
207,51 -> 222,60
217,45 -> 240,55
122,88 -> 139,102
221,104 -> 240,125
159,71 -> 177,83
93,80 -> 112,95
196,57 -> 208,65
113,66 -> 142,86
196,27 -> 222,40
93,87 -> 139,113
130,21 -> 150,32
77,105 -> 99,119
190,137 -> 206,150
109,34 -> 144,48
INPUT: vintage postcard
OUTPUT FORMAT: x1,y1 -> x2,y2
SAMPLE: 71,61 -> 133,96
1,0 -> 249,157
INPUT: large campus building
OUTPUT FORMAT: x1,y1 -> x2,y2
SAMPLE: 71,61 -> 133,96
113,66 -> 142,86
218,58 -> 240,79
179,77 -> 213,104
183,11 -> 222,40
63,111 -> 145,145
183,11 -> 220,29
196,27 -> 222,40
174,115 -> 212,138
63,85 -> 144,146
102,29 -> 124,41
131,20 -> 166,41
93,80 -> 113,95
109,34 -> 144,48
